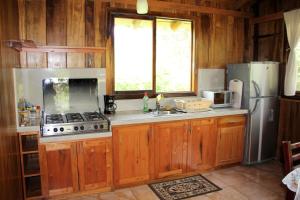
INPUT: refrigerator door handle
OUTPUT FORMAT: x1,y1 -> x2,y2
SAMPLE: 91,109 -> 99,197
250,99 -> 260,115
252,80 -> 261,97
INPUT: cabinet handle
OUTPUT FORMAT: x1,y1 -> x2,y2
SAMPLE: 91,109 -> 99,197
199,143 -> 202,162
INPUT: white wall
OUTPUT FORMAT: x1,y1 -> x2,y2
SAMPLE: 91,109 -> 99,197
14,68 -> 225,112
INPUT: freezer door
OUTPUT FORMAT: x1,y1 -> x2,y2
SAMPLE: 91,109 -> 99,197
250,63 -> 279,97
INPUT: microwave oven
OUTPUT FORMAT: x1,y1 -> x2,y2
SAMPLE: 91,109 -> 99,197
202,90 -> 233,108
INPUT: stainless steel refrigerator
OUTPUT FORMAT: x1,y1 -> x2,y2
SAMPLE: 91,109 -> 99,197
227,62 -> 279,165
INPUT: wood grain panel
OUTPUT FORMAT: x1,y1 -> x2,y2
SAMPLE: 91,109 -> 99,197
216,116 -> 246,166
85,0 -> 95,68
153,121 -> 188,178
77,138 -> 112,191
25,0 -> 47,68
113,124 -> 152,186
188,118 -> 218,171
0,0 -> 22,199
46,0 -> 67,68
40,142 -> 79,197
67,0 -> 85,68
277,99 -> 300,158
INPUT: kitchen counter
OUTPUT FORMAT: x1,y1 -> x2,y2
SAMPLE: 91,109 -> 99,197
107,108 -> 248,126
18,108 -> 248,142
17,125 -> 40,132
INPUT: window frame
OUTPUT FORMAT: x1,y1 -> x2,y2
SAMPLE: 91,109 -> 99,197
109,11 -> 197,99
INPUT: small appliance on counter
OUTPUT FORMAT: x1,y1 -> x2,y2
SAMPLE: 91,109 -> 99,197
41,78 -> 110,137
104,95 -> 117,114
202,90 -> 233,108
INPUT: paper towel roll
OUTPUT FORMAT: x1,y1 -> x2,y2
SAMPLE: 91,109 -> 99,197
229,79 -> 243,109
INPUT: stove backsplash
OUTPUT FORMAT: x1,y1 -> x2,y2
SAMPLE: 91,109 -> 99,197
14,68 -> 106,116
43,78 -> 100,114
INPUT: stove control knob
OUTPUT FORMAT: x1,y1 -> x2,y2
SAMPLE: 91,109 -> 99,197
60,127 -> 64,132
100,124 -> 104,129
80,126 -> 84,130
94,125 -> 98,130
53,128 -> 58,132
74,126 -> 79,131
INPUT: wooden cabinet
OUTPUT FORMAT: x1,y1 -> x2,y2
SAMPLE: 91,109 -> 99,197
113,124 -> 152,186
77,138 -> 112,191
153,121 -> 188,178
39,137 -> 112,197
187,118 -> 218,171
39,142 -> 79,196
216,115 -> 246,166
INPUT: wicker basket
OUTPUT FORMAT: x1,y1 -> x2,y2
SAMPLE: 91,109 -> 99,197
174,98 -> 212,111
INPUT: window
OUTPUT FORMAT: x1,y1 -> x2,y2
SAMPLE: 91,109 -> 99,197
297,47 -> 300,91
112,14 -> 194,98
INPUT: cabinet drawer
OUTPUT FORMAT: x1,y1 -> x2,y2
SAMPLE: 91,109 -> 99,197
218,116 -> 245,126
191,118 -> 215,126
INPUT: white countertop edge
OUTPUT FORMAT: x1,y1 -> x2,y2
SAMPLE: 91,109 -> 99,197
39,132 -> 112,143
17,126 -> 40,133
110,109 -> 248,126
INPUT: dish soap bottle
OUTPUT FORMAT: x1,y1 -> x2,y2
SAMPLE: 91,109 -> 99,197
143,92 -> 149,112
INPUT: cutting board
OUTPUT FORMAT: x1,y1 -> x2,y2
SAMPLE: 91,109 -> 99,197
229,79 -> 243,109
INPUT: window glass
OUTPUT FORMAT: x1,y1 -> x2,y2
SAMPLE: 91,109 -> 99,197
156,19 -> 192,93
114,18 -> 153,91
296,47 -> 300,91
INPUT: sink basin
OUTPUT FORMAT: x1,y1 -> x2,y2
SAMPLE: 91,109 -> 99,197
150,110 -> 185,117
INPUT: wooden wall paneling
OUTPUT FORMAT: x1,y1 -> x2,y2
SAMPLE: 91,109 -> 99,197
210,14 -> 227,67
18,0 -> 27,67
226,16 -> 234,63
0,0 -> 23,199
96,1 -> 110,68
235,17 -> 245,63
67,0 -> 85,68
94,1 -> 109,68
46,0 -> 67,68
25,0 -> 47,68
197,14 -> 212,68
85,0 -> 95,68
277,99 -> 300,158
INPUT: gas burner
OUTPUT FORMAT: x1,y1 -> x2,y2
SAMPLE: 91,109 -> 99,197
42,112 -> 110,137
46,114 -> 64,124
65,113 -> 84,123
83,112 -> 104,121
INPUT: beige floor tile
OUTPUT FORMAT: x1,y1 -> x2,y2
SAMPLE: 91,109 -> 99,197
130,185 -> 160,200
99,189 -> 137,200
205,187 -> 248,200
48,161 -> 285,200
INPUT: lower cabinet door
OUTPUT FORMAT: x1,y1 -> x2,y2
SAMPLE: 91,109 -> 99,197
39,142 -> 79,197
216,116 -> 246,166
113,124 -> 152,186
77,138 -> 112,191
187,118 -> 217,171
153,121 -> 188,178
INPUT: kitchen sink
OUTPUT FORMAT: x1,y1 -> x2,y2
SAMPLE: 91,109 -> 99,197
150,109 -> 186,117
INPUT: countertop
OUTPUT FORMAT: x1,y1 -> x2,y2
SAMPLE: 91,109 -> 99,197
18,108 -> 248,142
107,108 -> 248,126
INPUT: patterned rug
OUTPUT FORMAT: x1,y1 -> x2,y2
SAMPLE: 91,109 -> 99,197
149,175 -> 222,200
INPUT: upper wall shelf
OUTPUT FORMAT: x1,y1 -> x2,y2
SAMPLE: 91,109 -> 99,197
5,40 -> 106,53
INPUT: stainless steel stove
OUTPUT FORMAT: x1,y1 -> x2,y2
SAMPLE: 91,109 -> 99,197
41,78 -> 110,137
42,112 -> 109,136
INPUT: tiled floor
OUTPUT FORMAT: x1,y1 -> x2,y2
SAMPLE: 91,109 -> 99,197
53,160 -> 286,200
